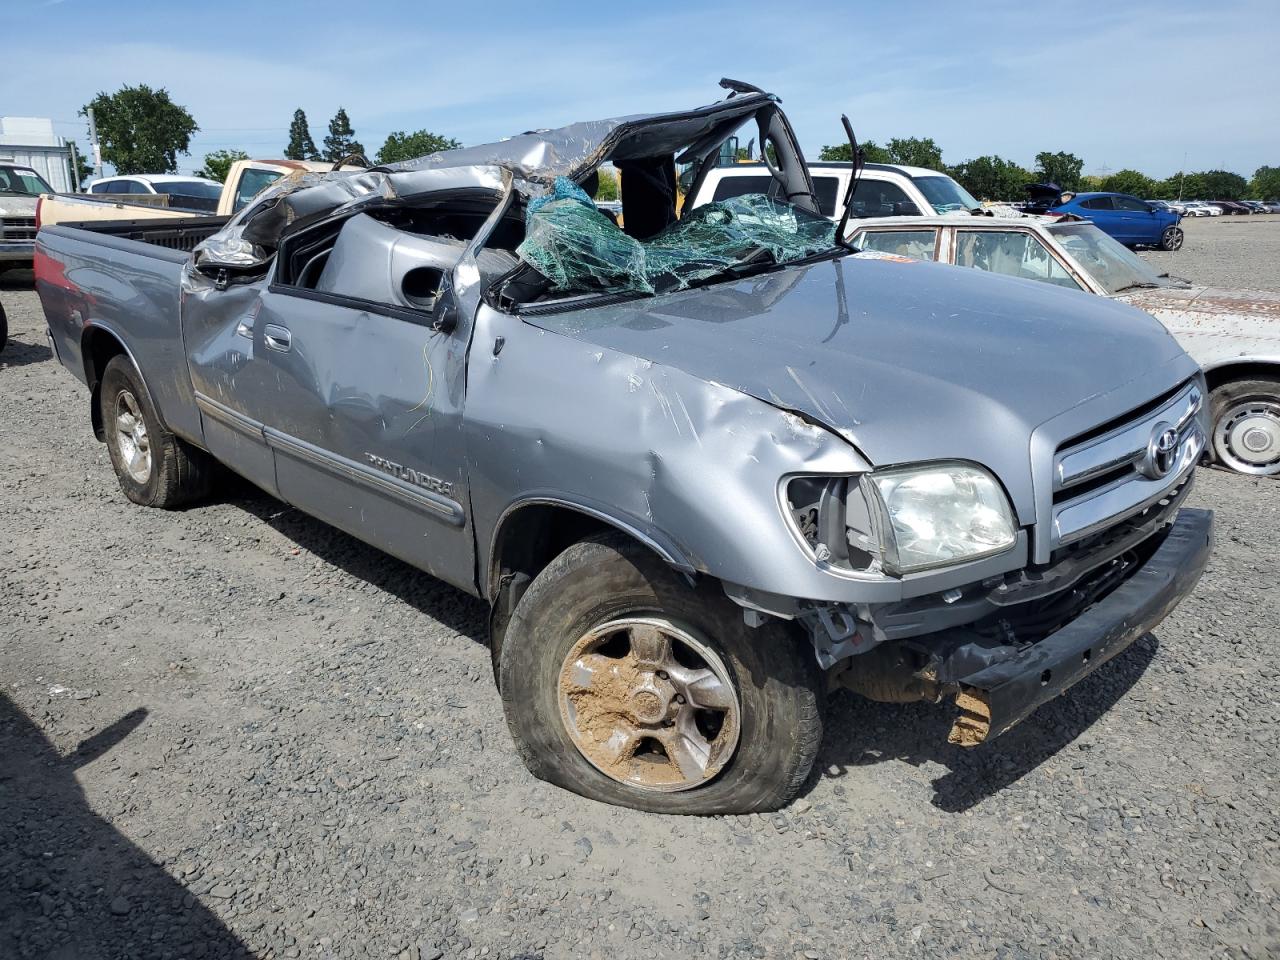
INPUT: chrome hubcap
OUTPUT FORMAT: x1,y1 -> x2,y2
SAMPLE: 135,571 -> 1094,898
114,390 -> 152,484
1217,398 -> 1280,474
558,617 -> 740,793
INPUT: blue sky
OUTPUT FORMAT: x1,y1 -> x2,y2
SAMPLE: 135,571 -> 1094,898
3,0 -> 1276,179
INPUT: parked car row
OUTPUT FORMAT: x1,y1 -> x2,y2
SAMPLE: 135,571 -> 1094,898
1166,199 -> 1280,216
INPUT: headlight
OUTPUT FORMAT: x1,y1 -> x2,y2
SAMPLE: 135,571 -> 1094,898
864,462 -> 1016,575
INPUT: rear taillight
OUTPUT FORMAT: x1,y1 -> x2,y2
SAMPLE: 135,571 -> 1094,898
35,196 -> 43,230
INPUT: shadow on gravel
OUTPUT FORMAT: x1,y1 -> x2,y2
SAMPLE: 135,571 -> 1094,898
229,489 -> 489,644
0,269 -> 34,290
817,632 -> 1159,813
0,694 -> 252,960
0,339 -> 53,368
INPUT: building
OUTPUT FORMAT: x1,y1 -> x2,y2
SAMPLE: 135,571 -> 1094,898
0,117 -> 77,193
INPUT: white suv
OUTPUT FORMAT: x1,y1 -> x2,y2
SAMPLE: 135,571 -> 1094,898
688,162 -> 984,222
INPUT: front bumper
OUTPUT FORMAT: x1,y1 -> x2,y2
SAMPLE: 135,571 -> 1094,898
949,507 -> 1213,745
0,240 -> 35,263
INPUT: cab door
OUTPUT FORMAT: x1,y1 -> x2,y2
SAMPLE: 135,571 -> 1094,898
245,211 -> 479,591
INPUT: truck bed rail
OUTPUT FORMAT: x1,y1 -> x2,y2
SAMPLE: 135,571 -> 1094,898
57,216 -> 230,254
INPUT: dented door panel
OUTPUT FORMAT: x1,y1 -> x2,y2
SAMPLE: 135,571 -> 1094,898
247,290 -> 474,591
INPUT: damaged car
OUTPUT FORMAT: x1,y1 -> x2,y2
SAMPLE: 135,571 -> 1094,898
35,80 -> 1212,814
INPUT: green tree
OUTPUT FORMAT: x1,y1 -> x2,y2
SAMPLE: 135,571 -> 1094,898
195,149 -> 249,183
285,109 -> 320,161
1157,171 -> 1206,199
885,136 -> 943,170
948,155 -> 1031,200
80,84 -> 198,174
1196,169 -> 1248,200
595,168 -> 619,202
322,108 -> 364,162
1100,168 -> 1157,199
1033,151 -> 1084,192
374,129 -> 461,165
818,139 -> 892,164
1250,165 -> 1280,200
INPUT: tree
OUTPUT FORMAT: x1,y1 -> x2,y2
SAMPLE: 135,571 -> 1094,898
1100,169 -> 1157,199
285,109 -> 320,161
1250,166 -> 1280,200
818,139 -> 892,164
80,84 -> 198,174
322,108 -> 364,162
374,129 -> 461,165
1196,169 -> 1248,200
948,155 -> 1031,200
1033,151 -> 1084,192
885,137 -> 943,170
595,168 -> 619,202
196,149 -> 249,183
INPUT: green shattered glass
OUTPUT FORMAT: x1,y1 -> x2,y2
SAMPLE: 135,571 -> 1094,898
517,176 -> 835,295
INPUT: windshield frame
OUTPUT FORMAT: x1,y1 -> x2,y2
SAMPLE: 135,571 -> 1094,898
1047,221 -> 1175,295
0,165 -> 54,197
912,174 -> 981,214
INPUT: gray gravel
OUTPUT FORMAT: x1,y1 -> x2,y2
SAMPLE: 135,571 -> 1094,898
2,218 -> 1279,960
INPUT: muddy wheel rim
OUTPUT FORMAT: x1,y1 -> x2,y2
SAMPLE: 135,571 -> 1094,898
114,390 -> 152,484
558,616 -> 741,793
1216,397 -> 1280,475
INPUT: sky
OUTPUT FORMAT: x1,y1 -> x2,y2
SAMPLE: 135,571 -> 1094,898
3,0 -> 1277,181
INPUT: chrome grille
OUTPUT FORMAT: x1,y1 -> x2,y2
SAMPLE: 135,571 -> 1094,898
1051,381 -> 1205,547
1,216 -> 37,240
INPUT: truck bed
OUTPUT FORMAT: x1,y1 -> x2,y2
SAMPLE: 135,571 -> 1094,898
56,215 -> 230,254
36,223 -> 206,444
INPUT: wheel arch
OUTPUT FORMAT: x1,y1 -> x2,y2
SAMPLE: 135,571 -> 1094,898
81,323 -> 141,441
484,498 -> 699,666
1203,359 -> 1280,394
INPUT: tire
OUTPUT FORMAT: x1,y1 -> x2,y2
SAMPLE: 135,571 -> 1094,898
1160,225 -> 1184,251
99,354 -> 215,507
1209,377 -> 1280,476
499,532 -> 824,814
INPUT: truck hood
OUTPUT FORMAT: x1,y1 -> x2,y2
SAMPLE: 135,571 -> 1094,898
0,196 -> 38,216
527,254 -> 1189,514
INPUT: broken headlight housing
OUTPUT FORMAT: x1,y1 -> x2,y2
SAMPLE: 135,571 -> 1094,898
864,462 -> 1016,575
785,462 -> 1016,577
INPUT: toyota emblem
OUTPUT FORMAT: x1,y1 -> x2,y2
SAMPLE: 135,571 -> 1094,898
1140,422 -> 1179,480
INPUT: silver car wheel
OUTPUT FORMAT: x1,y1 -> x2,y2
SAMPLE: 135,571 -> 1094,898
1216,397 -> 1280,475
558,616 -> 741,793
114,390 -> 152,484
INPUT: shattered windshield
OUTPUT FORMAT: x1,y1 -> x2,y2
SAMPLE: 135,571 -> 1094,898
0,166 -> 53,196
516,177 -> 835,297
1048,222 -> 1176,294
913,175 -> 980,214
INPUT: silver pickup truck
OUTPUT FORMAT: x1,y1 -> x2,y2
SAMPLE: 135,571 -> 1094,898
35,82 -> 1213,814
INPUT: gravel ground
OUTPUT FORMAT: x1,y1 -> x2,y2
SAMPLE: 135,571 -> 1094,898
2,217 -> 1278,960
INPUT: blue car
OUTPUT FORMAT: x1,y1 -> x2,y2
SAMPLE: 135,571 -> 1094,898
1052,192 -> 1184,251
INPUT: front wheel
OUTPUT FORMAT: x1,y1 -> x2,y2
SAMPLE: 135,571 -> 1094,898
1210,378 -> 1280,476
99,355 -> 215,506
498,533 -> 823,814
1160,225 -> 1185,251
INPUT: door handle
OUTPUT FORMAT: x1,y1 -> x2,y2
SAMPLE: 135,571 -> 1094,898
263,324 -> 292,352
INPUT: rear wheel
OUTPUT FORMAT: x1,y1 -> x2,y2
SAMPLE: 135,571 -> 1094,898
498,533 -> 824,814
1210,378 -> 1280,476
1160,225 -> 1184,251
99,355 -> 215,506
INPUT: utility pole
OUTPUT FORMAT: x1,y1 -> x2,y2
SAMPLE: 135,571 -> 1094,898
68,140 -> 82,192
1178,151 -> 1187,200
86,107 -> 103,180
